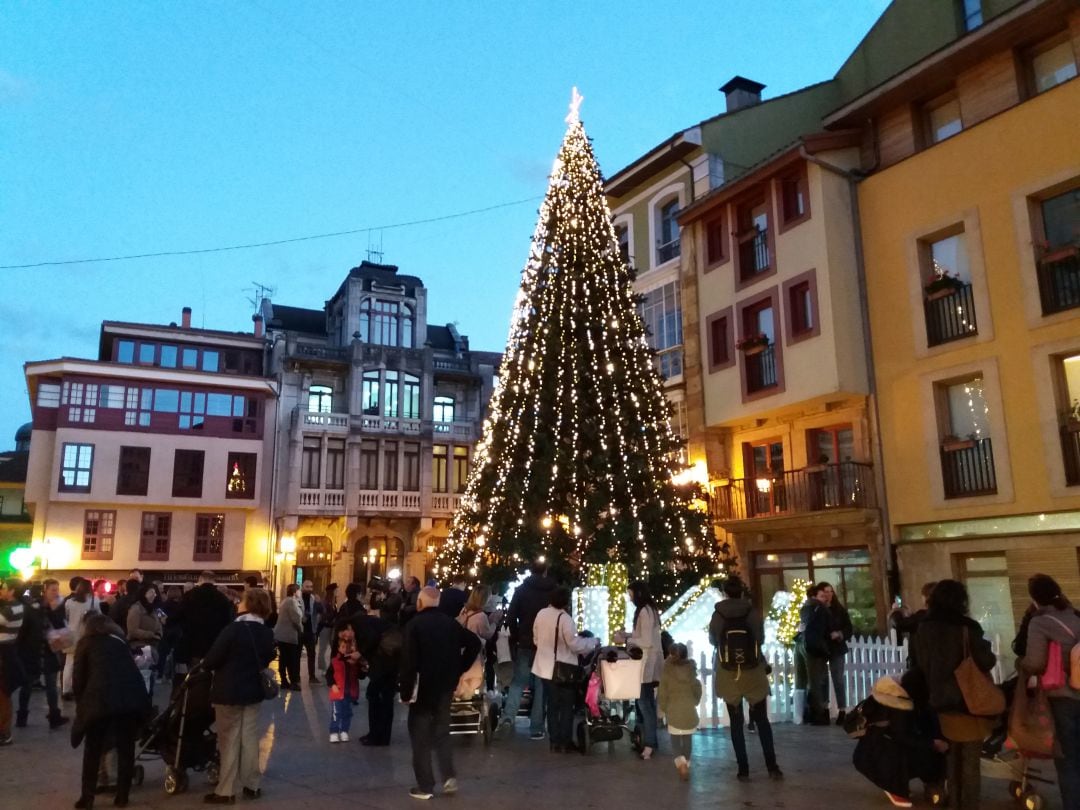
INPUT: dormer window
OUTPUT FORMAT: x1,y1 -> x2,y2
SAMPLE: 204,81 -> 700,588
358,298 -> 415,347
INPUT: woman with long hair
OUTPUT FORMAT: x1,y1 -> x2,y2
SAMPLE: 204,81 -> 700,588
1018,574 -> 1080,810
201,588 -> 276,804
616,580 -> 663,760
911,579 -> 996,810
316,583 -> 339,674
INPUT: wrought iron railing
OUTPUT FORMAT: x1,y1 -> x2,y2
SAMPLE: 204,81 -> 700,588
711,461 -> 876,521
924,282 -> 978,346
739,227 -> 769,278
745,344 -> 777,393
1037,248 -> 1080,316
940,436 -> 997,498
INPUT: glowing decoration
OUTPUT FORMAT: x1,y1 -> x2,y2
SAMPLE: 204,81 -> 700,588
661,582 -> 723,657
436,88 -> 728,597
280,535 -> 297,554
227,461 -> 246,493
767,579 -> 809,650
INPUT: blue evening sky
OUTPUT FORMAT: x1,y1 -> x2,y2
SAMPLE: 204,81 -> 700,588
0,1 -> 888,440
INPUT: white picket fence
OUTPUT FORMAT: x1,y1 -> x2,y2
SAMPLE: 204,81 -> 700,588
686,633 -> 1003,728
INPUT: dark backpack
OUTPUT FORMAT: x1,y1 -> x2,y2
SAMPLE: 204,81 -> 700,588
718,613 -> 760,673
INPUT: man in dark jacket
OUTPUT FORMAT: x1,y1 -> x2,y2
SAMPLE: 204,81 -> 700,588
820,582 -> 854,725
339,583 -> 367,621
173,572 -> 235,670
298,580 -> 322,684
0,577 -> 27,745
794,584 -> 830,725
438,576 -> 468,620
108,579 -> 142,637
398,587 -> 480,800
16,579 -> 68,729
346,611 -> 401,746
496,561 -> 555,739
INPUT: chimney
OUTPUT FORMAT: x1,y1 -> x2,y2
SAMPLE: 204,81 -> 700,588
719,76 -> 766,113
181,306 -> 192,329
253,314 -> 264,338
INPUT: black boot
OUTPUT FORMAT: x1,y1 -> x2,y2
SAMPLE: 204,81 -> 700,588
74,797 -> 94,810
48,709 -> 70,729
15,710 -> 28,728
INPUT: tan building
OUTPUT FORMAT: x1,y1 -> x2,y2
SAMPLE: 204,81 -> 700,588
263,261 -> 500,595
22,309 -> 278,586
677,133 -> 887,633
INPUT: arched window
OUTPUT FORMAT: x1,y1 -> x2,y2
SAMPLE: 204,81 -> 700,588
433,395 -> 455,424
308,385 -> 333,414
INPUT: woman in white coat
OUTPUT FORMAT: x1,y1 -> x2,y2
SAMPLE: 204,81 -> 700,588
616,580 -> 663,760
532,587 -> 599,752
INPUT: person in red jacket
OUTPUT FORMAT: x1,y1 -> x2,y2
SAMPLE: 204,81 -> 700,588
329,627 -> 361,743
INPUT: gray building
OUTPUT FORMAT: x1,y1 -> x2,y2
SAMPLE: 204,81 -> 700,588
262,261 -> 501,592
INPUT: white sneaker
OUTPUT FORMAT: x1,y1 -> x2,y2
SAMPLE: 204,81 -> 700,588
329,733 -> 340,743
339,731 -> 349,742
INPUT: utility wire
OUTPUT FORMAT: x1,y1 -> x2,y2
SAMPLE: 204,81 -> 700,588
0,196 -> 543,270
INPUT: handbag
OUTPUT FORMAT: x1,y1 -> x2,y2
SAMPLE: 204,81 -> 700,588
245,622 -> 279,700
1007,681 -> 1055,757
1044,615 -> 1080,690
551,613 -> 582,685
954,626 -> 1005,717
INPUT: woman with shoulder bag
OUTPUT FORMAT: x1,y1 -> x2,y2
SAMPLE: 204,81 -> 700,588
455,586 -> 498,699
911,580 -> 997,810
201,588 -> 276,804
615,580 -> 663,760
532,587 -> 599,752
1016,574 -> 1080,810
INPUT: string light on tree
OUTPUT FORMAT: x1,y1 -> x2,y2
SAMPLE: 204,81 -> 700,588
437,88 -> 735,598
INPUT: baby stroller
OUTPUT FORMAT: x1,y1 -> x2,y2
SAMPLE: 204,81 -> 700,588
982,676 -> 1056,810
575,645 -> 644,755
132,664 -> 219,794
449,689 -> 500,746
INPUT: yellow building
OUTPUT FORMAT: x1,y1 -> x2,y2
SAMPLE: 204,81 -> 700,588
830,0 -> 1080,657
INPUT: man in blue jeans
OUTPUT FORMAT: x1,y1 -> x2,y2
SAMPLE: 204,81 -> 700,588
496,561 -> 555,740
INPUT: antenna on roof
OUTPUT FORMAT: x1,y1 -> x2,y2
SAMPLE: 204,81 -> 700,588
246,281 -> 276,312
365,231 -> 384,264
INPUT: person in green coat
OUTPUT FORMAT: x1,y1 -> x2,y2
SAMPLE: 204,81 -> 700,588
709,578 -> 783,782
657,643 -> 701,780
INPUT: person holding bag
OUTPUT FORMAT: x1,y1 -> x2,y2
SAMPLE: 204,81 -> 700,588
531,587 -> 599,753
1016,574 -> 1080,810
200,588 -> 276,804
911,580 -> 997,810
615,580 -> 664,760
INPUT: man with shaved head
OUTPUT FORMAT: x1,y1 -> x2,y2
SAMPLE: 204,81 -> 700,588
398,586 -> 481,800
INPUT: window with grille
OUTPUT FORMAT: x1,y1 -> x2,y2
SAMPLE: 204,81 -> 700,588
59,443 -> 94,492
139,512 -> 171,560
226,452 -> 257,499
194,513 -> 225,561
116,446 -> 151,496
82,509 -> 116,559
172,449 -> 205,498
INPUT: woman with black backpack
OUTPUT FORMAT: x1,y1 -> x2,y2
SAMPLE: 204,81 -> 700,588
708,577 -> 783,782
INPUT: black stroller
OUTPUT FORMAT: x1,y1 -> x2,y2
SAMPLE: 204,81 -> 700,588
132,665 -> 219,794
575,645 -> 645,754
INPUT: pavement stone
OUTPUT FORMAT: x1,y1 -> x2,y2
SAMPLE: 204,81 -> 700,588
0,682 -> 1050,809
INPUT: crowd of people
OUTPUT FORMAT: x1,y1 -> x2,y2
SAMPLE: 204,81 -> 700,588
1,564 -> 1079,808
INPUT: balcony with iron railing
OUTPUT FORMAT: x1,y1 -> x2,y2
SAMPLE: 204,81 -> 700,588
940,436 -> 997,498
738,227 -> 770,279
924,282 -> 978,347
710,461 -> 875,522
1037,245 -> 1080,316
657,238 -> 681,265
744,343 -> 778,394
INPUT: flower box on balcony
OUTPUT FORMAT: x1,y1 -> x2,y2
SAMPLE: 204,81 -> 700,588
924,274 -> 965,300
941,435 -> 975,452
735,333 -> 770,354
1039,244 -> 1079,265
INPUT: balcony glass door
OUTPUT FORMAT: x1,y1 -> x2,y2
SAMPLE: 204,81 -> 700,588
747,439 -> 784,516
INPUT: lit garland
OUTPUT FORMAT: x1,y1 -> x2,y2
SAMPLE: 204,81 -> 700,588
435,90 -> 721,598
769,578 -> 809,649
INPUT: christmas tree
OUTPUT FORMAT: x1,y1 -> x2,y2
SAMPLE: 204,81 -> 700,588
437,90 -> 730,601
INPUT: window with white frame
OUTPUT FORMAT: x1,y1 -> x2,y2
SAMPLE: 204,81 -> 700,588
60,443 -> 94,492
639,282 -> 683,379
